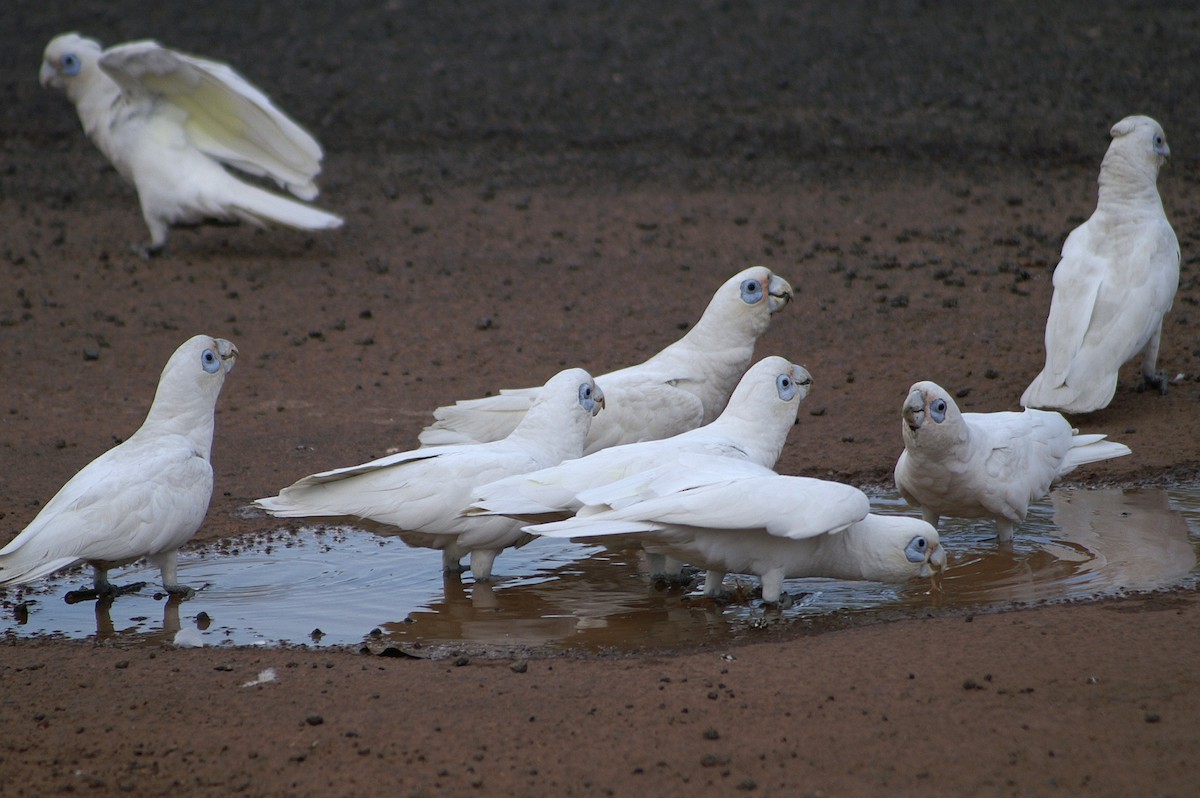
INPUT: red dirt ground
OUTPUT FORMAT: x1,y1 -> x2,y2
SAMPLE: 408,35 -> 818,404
2,2 -> 1199,795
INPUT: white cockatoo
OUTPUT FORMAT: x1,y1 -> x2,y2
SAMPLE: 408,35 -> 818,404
466,356 -> 811,524
254,369 -> 604,580
527,455 -> 944,604
39,33 -> 343,256
895,381 -> 1131,542
419,266 -> 793,453
0,335 -> 238,599
1021,115 -> 1180,413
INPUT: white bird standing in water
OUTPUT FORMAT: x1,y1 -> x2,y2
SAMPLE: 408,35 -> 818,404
467,357 -> 812,524
420,266 -> 793,453
0,335 -> 238,600
895,381 -> 1131,542
254,369 -> 604,581
1021,115 -> 1179,413
527,455 -> 945,604
39,33 -> 343,256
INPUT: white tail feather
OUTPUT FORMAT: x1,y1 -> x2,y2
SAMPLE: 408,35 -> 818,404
1060,435 -> 1132,474
229,182 -> 343,231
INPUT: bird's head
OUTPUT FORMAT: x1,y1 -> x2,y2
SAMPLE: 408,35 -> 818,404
901,380 -> 960,445
723,356 -> 812,431
1104,115 -> 1171,183
40,33 -> 103,92
512,367 -> 605,452
142,336 -> 237,433
853,515 -> 947,582
694,266 -> 794,341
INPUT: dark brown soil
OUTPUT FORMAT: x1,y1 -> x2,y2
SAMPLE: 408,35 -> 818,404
3,2 -> 1200,795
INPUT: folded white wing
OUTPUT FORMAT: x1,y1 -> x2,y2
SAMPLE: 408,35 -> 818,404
530,460 -> 870,542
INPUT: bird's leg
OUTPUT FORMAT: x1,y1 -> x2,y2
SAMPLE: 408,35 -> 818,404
921,509 -> 941,529
152,551 -> 194,600
131,241 -> 165,260
994,519 -> 1016,544
701,570 -> 728,598
64,566 -> 146,603
441,549 -> 468,575
1137,327 -> 1169,395
758,569 -> 787,606
468,548 -> 500,582
134,214 -> 169,259
647,551 -> 695,587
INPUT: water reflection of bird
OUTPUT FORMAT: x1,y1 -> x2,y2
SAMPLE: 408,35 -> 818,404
1050,488 -> 1195,590
92,593 -> 189,644
373,548 -> 733,651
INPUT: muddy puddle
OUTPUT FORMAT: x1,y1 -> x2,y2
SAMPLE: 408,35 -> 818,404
2,485 -> 1198,654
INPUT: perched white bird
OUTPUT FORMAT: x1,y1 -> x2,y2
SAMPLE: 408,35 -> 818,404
1021,115 -> 1180,413
419,266 -> 793,453
39,33 -> 343,256
527,455 -> 944,604
467,356 -> 811,522
254,369 -> 604,580
0,335 -> 238,599
895,381 -> 1131,542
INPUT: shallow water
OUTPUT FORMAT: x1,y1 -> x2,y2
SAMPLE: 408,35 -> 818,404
2,486 -> 1198,653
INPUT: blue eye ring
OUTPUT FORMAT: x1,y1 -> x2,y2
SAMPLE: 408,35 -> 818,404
930,398 -> 948,423
577,383 -> 595,411
60,53 -> 82,76
775,373 -> 796,401
740,278 -> 764,305
905,535 -> 929,563
201,348 -> 221,374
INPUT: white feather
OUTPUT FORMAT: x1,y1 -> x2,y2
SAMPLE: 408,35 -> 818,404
254,369 -> 604,580
419,267 -> 793,452
526,460 -> 941,604
1021,115 -> 1180,413
467,357 -> 811,521
39,33 -> 342,253
895,380 -> 1131,541
0,335 -> 237,593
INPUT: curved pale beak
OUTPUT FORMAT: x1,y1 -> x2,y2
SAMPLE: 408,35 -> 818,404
792,365 -> 813,401
902,389 -> 925,433
767,275 -> 794,314
591,384 -> 606,416
216,339 -> 239,374
920,541 -> 947,577
39,60 -> 59,88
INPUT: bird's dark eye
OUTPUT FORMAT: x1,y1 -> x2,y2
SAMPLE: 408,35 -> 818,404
740,278 -> 764,305
775,373 -> 797,400
201,348 -> 221,374
904,535 -> 929,563
929,398 -> 948,423
61,53 -> 81,76
577,383 -> 596,410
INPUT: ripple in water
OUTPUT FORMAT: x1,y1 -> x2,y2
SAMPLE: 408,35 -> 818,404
1,486 -> 1197,652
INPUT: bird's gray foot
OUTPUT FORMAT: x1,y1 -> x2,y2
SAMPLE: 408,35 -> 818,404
758,589 -> 805,610
64,580 -> 148,604
1137,371 -> 1170,396
131,242 -> 165,260
164,585 -> 196,601
651,565 -> 701,589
